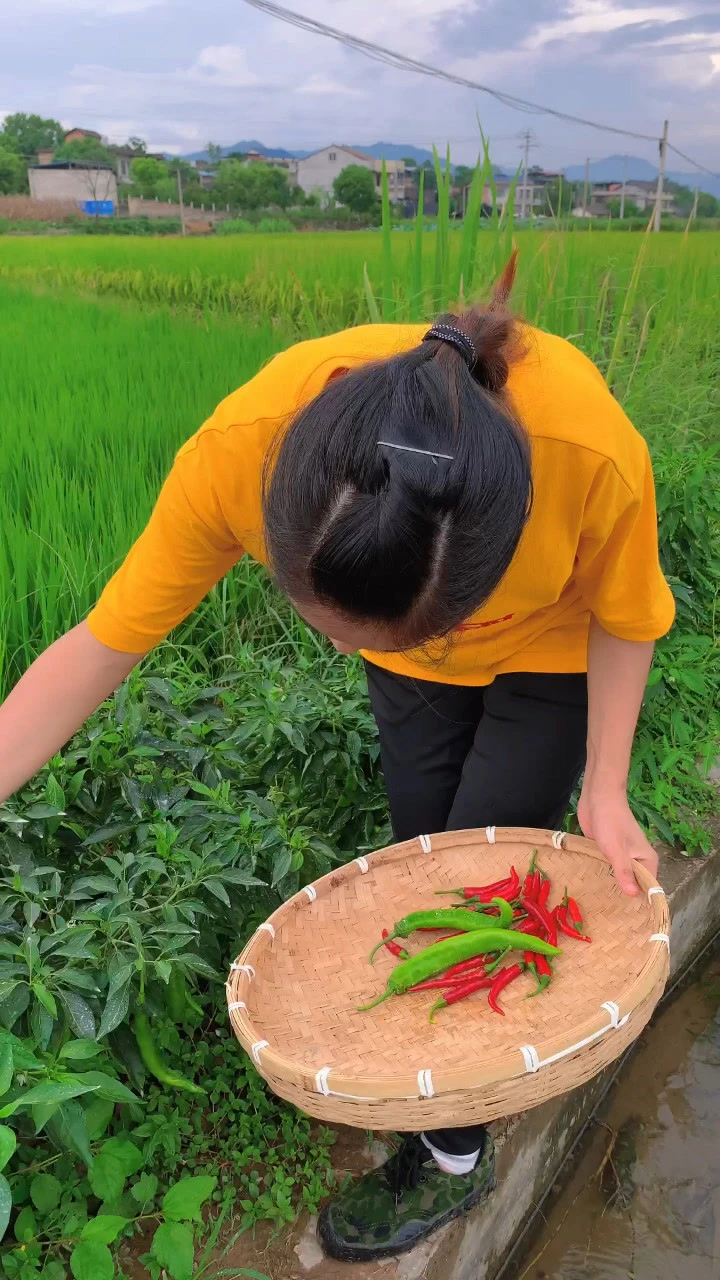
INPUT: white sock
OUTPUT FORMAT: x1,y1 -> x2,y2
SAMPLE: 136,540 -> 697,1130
420,1132 -> 481,1176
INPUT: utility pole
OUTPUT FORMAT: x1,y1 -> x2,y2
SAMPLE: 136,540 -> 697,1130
177,168 -> 186,237
517,129 -> 537,220
619,153 -> 627,220
582,156 -> 590,217
653,119 -> 668,233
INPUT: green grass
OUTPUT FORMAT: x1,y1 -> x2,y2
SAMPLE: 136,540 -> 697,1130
0,283 -> 295,688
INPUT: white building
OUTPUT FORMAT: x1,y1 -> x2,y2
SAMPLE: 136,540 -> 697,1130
296,145 -> 406,201
29,162 -> 117,207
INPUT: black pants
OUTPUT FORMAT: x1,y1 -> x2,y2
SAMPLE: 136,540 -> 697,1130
365,663 -> 588,1159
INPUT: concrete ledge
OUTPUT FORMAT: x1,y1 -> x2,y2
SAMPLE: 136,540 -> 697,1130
290,835 -> 720,1280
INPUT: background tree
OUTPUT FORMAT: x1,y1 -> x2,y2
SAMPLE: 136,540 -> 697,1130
0,147 -> 27,194
214,159 -> 291,210
130,156 -> 168,197
127,136 -> 147,154
206,142 -> 224,167
0,112 -> 63,157
542,177 -> 578,216
606,197 -> 641,219
53,136 -> 115,165
666,181 -> 719,218
332,164 -> 377,213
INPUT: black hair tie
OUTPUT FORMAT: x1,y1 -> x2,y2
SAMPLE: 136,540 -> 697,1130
422,324 -> 476,370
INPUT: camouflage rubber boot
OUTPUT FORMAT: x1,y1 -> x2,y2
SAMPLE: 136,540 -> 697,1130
317,1131 -> 496,1262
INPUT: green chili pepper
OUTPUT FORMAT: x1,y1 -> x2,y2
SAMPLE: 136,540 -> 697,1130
369,907 -> 502,963
166,969 -> 189,1023
358,929 -> 561,1010
133,1012 -> 206,1096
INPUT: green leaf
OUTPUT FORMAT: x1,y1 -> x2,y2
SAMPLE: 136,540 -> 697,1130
60,1039 -> 103,1061
46,1099 -> 93,1167
32,981 -> 57,1019
677,668 -> 707,694
30,1173 -> 62,1213
97,979 -> 130,1040
88,1150 -> 126,1204
162,1174 -> 217,1223
24,803 -> 65,820
202,878 -> 231,907
0,1127 -> 16,1173
0,1173 -> 11,1242
14,1204 -> 36,1242
101,1138 -> 143,1176
271,848 -> 292,886
173,953 -> 219,980
0,1042 -> 13,1097
151,1221 -> 194,1280
76,1072 -> 137,1104
131,1171 -> 158,1206
84,1095 -> 116,1141
81,1214 -> 130,1244
0,1081 -> 99,1117
59,991 -> 96,1040
70,1240 -> 114,1280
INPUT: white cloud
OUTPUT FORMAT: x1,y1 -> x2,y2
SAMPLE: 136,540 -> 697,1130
525,0 -> 687,49
193,45 -> 261,87
296,73 -> 364,97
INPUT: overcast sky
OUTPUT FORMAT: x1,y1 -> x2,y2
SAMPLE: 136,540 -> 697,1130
2,0 -> 718,170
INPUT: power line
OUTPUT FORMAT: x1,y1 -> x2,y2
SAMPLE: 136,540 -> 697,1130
241,0 -> 719,178
666,143 -> 720,181
241,0 -> 658,142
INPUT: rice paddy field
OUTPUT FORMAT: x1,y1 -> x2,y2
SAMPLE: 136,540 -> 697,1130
0,198 -> 719,1271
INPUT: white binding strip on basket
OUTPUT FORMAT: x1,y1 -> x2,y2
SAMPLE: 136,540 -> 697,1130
313,1067 -> 377,1102
302,884 -> 317,902
647,887 -> 666,900
485,826 -> 496,844
251,1040 -> 269,1064
228,1001 -> 246,1013
418,834 -> 432,853
417,1069 -> 435,1098
256,922 -> 275,940
230,963 -> 255,979
519,1000 -> 630,1075
355,857 -> 369,873
649,932 -> 670,946
551,830 -> 565,849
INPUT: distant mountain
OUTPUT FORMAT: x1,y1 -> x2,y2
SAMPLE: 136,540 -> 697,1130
353,142 -> 435,164
181,140 -> 309,161
564,154 -> 720,200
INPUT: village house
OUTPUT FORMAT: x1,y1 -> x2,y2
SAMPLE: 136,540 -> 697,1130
28,160 -> 117,210
589,179 -> 675,215
295,145 -> 407,202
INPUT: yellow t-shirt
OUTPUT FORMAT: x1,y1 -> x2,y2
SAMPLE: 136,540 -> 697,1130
86,323 -> 675,685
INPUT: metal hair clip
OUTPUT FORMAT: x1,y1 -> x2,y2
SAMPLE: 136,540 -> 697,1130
376,441 -> 454,462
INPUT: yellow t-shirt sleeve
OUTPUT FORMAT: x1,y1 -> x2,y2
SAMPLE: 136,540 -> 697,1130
574,440 -> 675,642
86,431 -> 243,653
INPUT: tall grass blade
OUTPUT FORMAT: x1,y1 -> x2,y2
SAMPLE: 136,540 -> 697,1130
363,262 -> 381,323
380,159 -> 394,321
411,169 -> 425,320
433,145 -> 450,311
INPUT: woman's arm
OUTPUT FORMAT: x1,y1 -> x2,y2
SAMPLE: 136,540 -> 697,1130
0,622 -> 145,804
577,616 -> 657,895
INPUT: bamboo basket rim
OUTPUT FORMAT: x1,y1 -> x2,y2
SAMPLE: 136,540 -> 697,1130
226,827 -> 669,1105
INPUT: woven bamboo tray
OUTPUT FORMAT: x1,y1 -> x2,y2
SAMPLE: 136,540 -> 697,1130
226,827 -> 670,1129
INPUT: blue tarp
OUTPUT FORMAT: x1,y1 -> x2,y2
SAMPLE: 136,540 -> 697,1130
79,200 -> 114,216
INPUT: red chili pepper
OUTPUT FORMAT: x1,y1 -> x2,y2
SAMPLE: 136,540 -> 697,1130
534,954 -> 553,978
381,929 -> 409,960
462,870 -> 520,903
554,905 -> 592,943
516,919 -> 543,937
443,956 -> 487,980
488,964 -> 523,1015
409,975 -> 481,992
428,930 -> 466,944
428,974 -> 493,1021
522,896 -> 558,947
566,897 -> 584,929
537,877 -> 551,909
524,869 -> 541,902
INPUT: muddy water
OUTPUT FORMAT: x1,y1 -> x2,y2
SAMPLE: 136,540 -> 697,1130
518,949 -> 720,1280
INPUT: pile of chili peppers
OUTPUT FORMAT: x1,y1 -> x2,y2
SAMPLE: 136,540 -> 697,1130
363,851 -> 591,1022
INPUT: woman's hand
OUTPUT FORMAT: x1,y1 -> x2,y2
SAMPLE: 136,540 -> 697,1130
577,783 -> 657,896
